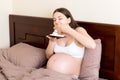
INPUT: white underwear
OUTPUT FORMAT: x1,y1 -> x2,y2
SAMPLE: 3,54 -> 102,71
54,41 -> 85,58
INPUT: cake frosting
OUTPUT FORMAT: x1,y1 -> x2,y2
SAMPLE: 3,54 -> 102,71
50,30 -> 64,37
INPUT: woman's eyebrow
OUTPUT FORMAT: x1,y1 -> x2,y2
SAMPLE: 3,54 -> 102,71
53,15 -> 62,18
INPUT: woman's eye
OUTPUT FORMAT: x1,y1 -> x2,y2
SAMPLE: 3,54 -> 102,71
53,18 -> 63,22
58,18 -> 62,20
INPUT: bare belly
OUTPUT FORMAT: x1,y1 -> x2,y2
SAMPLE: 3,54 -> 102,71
46,53 -> 82,75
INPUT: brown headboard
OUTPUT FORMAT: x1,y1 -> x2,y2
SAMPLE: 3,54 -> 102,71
9,14 -> 120,80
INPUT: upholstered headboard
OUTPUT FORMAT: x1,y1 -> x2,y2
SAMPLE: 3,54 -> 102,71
9,14 -> 120,80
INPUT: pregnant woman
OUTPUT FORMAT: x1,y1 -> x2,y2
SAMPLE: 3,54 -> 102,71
45,7 -> 96,79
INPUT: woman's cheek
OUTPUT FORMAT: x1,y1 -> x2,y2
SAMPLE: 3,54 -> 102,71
60,20 -> 67,24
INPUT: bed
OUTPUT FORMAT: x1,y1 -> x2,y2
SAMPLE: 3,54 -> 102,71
1,14 -> 119,80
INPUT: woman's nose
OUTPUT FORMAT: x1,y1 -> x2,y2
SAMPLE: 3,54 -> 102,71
55,20 -> 58,23
54,20 -> 59,25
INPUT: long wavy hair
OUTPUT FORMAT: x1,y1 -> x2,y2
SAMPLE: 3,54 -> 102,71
53,8 -> 79,29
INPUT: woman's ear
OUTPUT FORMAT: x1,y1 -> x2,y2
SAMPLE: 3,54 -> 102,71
67,17 -> 71,24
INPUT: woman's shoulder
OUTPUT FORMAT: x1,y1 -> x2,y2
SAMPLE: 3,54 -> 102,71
75,26 -> 87,33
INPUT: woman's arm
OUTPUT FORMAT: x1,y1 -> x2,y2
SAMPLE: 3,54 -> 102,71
45,36 -> 56,59
54,24 -> 96,49
68,27 -> 96,49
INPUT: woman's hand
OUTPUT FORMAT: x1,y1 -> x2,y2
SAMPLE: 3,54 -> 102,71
54,24 -> 71,34
46,35 -> 57,43
46,35 -> 57,59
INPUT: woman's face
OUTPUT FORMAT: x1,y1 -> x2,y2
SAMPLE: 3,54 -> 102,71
53,12 -> 70,26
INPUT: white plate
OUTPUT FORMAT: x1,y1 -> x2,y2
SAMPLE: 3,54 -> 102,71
49,34 -> 65,38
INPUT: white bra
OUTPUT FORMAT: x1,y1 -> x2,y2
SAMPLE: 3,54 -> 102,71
54,41 -> 85,58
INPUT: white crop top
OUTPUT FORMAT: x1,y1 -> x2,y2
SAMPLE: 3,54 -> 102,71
54,41 -> 85,58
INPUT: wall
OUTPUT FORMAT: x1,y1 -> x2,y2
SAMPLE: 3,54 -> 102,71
0,0 -> 12,48
12,0 -> 120,24
1,0 -> 120,48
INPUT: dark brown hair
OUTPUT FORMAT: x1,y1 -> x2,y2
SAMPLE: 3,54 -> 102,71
53,8 -> 79,29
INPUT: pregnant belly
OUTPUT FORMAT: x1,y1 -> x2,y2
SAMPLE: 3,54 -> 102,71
46,53 -> 82,75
